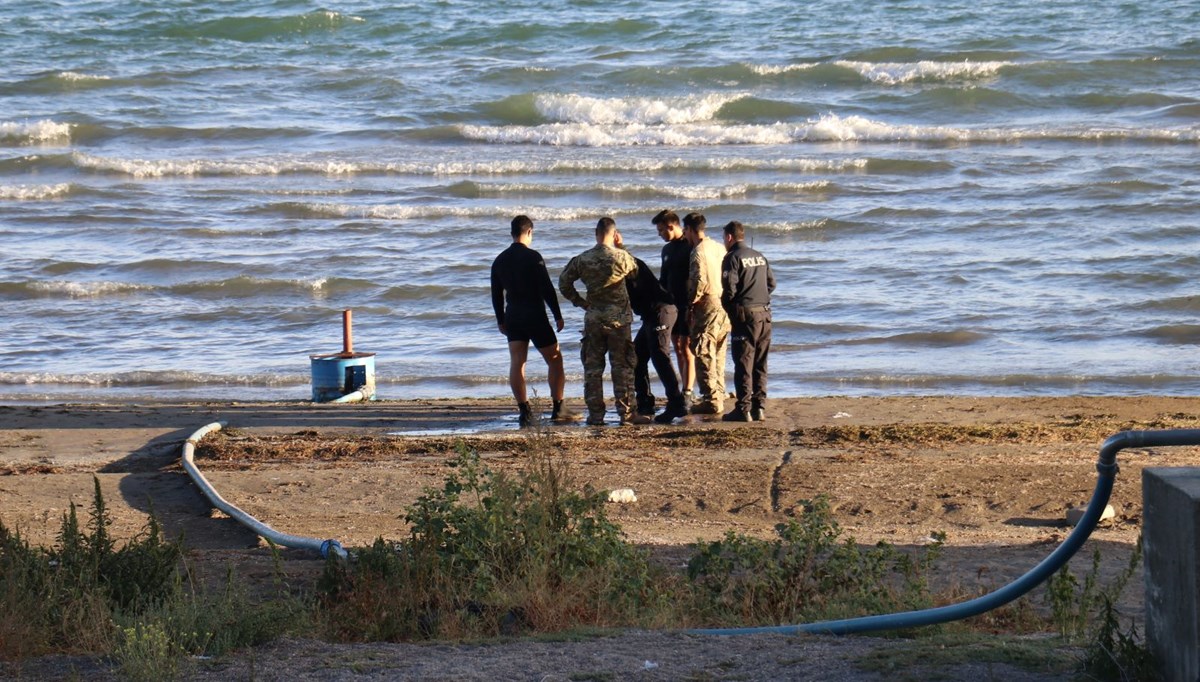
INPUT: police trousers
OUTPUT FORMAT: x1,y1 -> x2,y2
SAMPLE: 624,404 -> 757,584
730,306 -> 771,412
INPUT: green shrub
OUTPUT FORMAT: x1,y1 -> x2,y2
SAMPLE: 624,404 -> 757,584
318,444 -> 665,640
0,477 -> 184,658
685,497 -> 943,626
114,621 -> 181,682
1046,541 -> 1160,681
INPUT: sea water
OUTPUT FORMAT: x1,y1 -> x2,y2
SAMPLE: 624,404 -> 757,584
1,0 -> 1198,401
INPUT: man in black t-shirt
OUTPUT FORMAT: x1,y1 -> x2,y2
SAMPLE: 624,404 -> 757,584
490,215 -> 576,427
652,209 -> 695,417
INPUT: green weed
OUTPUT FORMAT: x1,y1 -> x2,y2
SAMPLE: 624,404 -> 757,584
317,443 -> 666,640
685,497 -> 943,627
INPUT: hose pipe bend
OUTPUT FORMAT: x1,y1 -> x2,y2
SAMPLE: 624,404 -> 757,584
181,421 -> 348,560
330,389 -> 367,404
689,427 -> 1200,636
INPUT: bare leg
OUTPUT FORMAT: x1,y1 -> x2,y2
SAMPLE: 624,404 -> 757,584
673,333 -> 695,394
508,340 -> 530,403
535,342 -> 565,401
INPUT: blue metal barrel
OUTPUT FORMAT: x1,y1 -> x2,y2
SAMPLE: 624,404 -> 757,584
310,352 -> 376,402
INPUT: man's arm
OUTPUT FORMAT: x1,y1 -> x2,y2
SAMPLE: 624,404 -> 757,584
490,262 -> 505,331
687,248 -> 704,304
558,257 -> 588,309
721,254 -> 737,310
537,258 -> 564,327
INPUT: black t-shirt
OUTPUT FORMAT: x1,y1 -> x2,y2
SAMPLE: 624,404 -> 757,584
490,242 -> 562,326
659,237 -> 691,309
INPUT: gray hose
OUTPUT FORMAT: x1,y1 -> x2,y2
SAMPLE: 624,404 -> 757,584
690,428 -> 1200,636
181,421 -> 347,559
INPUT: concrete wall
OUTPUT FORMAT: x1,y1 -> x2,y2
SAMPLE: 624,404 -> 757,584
1143,467 -> 1200,681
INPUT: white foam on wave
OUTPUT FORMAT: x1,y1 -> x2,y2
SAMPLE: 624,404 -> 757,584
460,122 -> 800,146
748,63 -> 819,75
463,114 -> 1200,146
56,71 -> 111,82
0,120 -> 72,144
756,218 -> 834,232
302,203 -> 631,222
29,280 -> 152,297
468,180 -> 832,200
748,60 -> 1013,84
835,60 -> 1012,84
534,93 -> 742,124
0,183 -> 71,200
72,151 -> 867,176
72,152 -> 360,178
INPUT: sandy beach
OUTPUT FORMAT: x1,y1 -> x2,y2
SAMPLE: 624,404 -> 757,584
3,395 -> 1199,680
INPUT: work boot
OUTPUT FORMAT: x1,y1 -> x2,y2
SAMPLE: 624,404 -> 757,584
751,403 -> 766,421
636,397 -> 656,417
654,397 -> 688,424
551,399 -> 580,422
689,401 -> 721,415
681,390 -> 694,412
517,402 -> 534,428
622,413 -> 652,425
586,413 -> 606,427
722,408 -> 753,422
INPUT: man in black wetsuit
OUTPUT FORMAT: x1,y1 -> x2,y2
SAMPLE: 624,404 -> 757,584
652,209 -> 695,420
490,215 -> 575,427
720,221 -> 776,422
614,231 -> 685,423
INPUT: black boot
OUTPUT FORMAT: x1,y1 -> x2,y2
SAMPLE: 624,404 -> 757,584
654,396 -> 688,424
517,401 -> 534,428
722,407 -> 753,422
551,399 -> 579,422
751,400 -> 765,422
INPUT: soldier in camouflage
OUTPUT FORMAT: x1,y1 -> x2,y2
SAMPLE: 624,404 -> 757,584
559,217 -> 648,426
683,212 -> 731,416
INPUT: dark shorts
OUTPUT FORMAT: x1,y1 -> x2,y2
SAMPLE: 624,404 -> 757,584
505,310 -> 557,349
671,303 -> 689,338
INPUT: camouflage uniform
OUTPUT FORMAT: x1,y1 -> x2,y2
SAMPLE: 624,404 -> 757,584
688,236 -> 731,412
559,244 -> 638,423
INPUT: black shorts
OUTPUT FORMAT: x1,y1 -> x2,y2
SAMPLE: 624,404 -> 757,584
671,303 -> 689,338
505,310 -> 557,349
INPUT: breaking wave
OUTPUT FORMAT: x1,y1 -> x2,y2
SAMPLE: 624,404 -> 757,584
0,183 -> 73,200
0,119 -> 72,145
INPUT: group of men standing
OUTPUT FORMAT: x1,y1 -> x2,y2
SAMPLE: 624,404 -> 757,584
490,210 -> 774,427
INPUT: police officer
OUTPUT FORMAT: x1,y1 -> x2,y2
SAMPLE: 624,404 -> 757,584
559,217 -> 648,426
720,221 -> 775,422
613,231 -> 685,423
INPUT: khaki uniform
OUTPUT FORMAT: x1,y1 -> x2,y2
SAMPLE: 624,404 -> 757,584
688,236 -> 730,411
559,244 -> 638,422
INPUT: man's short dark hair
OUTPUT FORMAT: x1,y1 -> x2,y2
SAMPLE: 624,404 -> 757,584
682,212 -> 706,233
652,209 -> 679,227
511,215 -> 533,238
723,221 -> 745,241
596,216 -> 617,235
